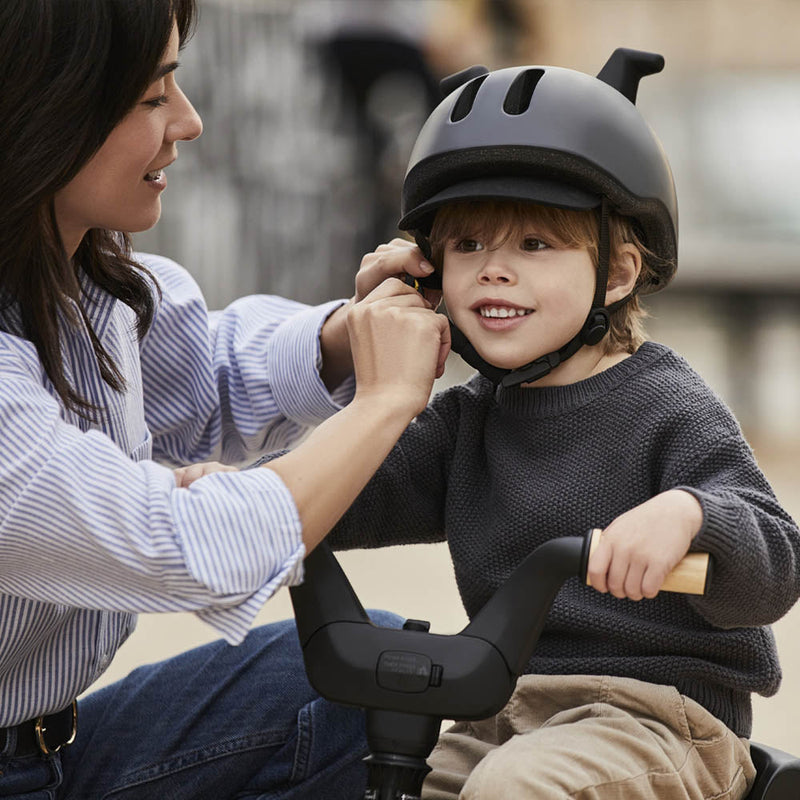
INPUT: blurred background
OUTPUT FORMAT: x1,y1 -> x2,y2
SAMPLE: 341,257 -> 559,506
126,0 -> 799,753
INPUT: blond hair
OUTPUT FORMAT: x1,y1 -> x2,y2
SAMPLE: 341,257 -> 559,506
428,200 -> 664,354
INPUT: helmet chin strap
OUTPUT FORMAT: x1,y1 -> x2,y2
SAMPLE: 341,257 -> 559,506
419,199 -> 631,388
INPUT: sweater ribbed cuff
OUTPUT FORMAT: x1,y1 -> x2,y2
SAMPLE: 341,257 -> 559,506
678,486 -> 743,558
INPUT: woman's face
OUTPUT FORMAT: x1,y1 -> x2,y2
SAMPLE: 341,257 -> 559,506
54,24 -> 202,258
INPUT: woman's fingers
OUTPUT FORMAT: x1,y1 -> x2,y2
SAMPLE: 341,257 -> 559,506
435,314 -> 452,378
355,239 -> 435,302
356,276 -> 433,307
174,461 -> 238,488
347,288 -> 450,416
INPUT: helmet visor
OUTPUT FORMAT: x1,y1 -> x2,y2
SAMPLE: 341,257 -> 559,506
399,176 -> 601,232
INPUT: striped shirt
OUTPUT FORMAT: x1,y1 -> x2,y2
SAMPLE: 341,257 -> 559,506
0,253 -> 353,724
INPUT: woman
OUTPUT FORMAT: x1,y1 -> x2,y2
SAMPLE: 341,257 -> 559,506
0,0 -> 447,796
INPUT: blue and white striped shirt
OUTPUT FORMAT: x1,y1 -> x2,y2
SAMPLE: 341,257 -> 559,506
0,253 -> 353,724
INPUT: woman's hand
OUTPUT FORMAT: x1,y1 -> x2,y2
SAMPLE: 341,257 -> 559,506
265,277 -> 449,553
347,276 -> 450,416
354,238 -> 439,305
320,239 -> 439,390
586,489 -> 703,600
174,461 -> 239,488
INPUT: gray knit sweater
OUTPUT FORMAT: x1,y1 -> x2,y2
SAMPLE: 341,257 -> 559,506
330,341 -> 800,737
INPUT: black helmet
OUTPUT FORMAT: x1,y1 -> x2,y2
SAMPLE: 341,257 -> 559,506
399,48 -> 678,294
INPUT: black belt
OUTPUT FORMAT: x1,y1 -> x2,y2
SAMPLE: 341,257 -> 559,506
0,701 -> 77,758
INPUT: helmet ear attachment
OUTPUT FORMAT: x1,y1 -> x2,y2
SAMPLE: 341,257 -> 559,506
413,231 -> 433,262
580,308 -> 610,346
596,48 -> 664,104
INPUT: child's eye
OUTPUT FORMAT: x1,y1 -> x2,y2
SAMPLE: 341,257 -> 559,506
522,237 -> 549,252
142,94 -> 169,109
453,238 -> 484,253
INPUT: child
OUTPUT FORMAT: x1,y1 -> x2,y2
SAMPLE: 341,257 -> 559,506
0,0 -> 447,797
328,51 -> 800,799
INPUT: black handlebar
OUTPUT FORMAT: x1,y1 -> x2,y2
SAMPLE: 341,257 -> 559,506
290,534 -> 589,722
289,531 -> 711,799
290,534 -> 590,798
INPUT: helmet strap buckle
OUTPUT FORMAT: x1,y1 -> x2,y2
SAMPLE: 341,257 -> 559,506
500,352 -> 561,388
580,307 -> 610,346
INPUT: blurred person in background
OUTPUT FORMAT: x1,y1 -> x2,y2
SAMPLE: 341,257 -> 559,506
303,0 -> 441,258
0,0 -> 448,797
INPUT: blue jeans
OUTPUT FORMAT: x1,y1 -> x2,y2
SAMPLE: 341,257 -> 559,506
0,612 -> 402,799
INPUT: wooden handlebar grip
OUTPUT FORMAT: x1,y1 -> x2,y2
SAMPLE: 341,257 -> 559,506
586,528 -> 710,595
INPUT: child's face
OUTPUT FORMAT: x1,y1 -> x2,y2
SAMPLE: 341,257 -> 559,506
54,24 -> 202,258
442,224 -> 596,375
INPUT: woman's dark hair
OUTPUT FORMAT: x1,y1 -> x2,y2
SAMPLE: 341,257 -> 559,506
0,0 -> 197,414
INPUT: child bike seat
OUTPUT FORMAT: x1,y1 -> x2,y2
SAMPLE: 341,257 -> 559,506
746,742 -> 800,800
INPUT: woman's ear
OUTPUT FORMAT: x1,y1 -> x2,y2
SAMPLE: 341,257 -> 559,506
606,243 -> 641,304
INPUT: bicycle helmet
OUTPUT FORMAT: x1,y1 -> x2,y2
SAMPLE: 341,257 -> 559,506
399,48 -> 678,386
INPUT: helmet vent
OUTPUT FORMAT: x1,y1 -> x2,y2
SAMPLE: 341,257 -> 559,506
450,74 -> 488,122
503,69 -> 544,115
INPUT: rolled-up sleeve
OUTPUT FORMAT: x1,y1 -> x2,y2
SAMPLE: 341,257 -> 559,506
0,367 -> 306,643
267,300 -> 355,425
138,253 -> 354,466
0,253 -> 361,643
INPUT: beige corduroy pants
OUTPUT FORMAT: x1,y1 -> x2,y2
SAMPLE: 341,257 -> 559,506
422,675 -> 755,800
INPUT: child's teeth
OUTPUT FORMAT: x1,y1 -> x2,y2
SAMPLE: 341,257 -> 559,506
481,307 -> 532,318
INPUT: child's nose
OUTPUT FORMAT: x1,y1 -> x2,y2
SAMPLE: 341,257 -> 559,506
477,254 -> 515,285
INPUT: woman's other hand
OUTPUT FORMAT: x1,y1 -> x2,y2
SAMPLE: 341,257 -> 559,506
354,238 -> 439,305
174,461 -> 239,488
266,277 -> 449,552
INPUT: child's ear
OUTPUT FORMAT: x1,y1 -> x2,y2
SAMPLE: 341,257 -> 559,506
606,243 -> 641,303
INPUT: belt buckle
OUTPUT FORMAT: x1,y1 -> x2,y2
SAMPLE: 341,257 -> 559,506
34,700 -> 77,755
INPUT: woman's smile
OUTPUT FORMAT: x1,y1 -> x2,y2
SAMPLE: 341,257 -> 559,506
144,169 -> 167,190
53,25 -> 201,258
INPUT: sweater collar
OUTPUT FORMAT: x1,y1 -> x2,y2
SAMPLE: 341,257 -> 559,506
494,341 -> 668,418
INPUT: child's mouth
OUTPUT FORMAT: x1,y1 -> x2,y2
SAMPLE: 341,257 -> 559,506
479,306 -> 534,319
475,305 -> 534,331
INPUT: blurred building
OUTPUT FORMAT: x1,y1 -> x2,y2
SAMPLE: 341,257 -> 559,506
134,0 -> 800,442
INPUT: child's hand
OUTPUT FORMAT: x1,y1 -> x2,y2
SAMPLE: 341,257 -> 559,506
174,461 -> 239,488
587,489 -> 703,600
